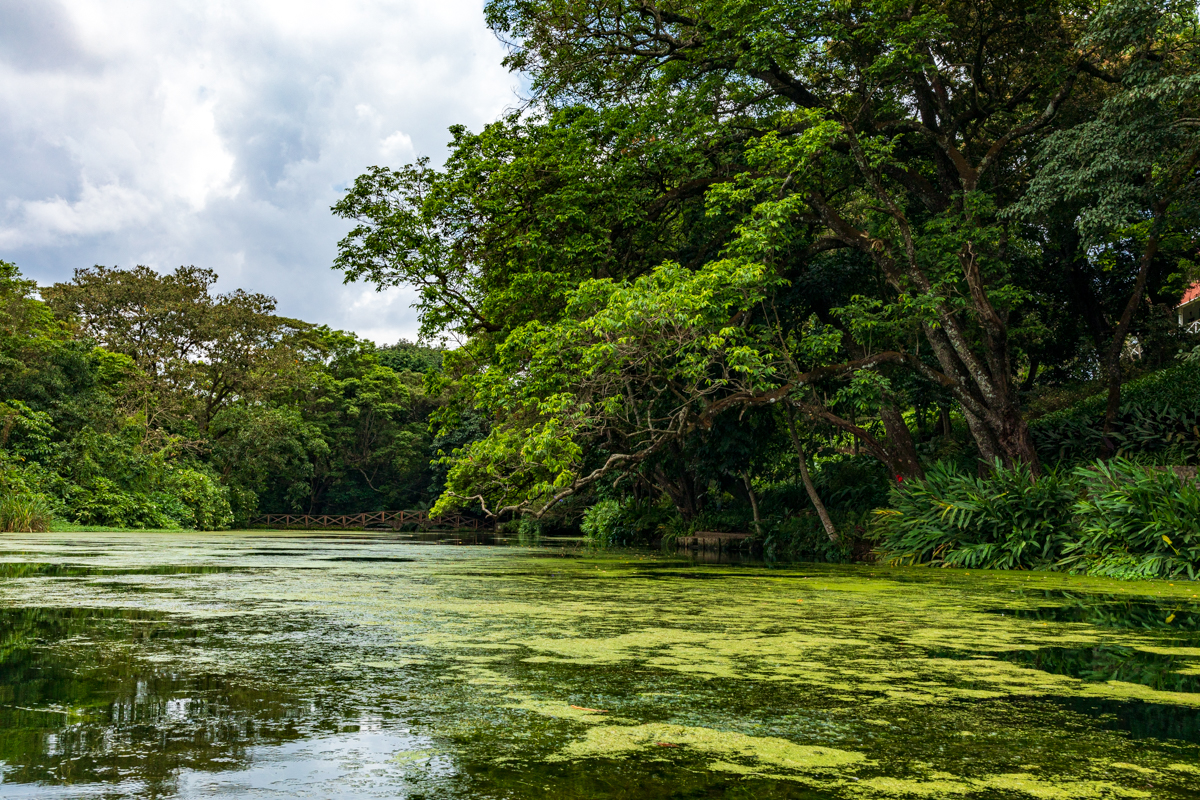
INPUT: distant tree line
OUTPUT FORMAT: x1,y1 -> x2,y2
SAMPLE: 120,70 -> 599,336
0,261 -> 450,530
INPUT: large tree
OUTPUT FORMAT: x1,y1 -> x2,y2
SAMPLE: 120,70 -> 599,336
1016,0 -> 1200,440
43,265 -> 309,432
478,0 -> 1200,470
333,0 -> 1200,523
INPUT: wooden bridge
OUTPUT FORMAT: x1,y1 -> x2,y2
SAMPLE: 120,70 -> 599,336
250,510 -> 488,532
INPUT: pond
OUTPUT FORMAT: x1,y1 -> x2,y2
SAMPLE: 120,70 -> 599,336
0,532 -> 1198,799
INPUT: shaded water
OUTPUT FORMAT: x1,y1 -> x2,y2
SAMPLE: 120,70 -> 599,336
0,533 -> 1198,798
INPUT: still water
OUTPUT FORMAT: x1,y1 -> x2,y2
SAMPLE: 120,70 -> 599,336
0,531 -> 1198,799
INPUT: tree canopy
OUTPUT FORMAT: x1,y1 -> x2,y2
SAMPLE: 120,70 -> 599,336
333,0 -> 1200,528
0,262 -> 447,529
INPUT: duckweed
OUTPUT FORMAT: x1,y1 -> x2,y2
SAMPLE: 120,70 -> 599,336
0,531 -> 1196,798
550,722 -> 866,771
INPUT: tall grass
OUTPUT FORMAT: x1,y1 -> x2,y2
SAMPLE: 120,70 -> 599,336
0,493 -> 54,532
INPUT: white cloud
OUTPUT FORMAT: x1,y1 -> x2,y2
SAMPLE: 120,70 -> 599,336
3,180 -> 158,244
0,0 -> 516,343
344,284 -> 425,346
380,131 -> 415,161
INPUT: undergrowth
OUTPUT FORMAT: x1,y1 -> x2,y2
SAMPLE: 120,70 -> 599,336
874,458 -> 1200,579
0,492 -> 54,532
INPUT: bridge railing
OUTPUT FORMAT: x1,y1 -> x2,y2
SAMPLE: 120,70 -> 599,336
249,510 -> 487,531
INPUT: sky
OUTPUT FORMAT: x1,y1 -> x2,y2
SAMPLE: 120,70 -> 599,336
0,0 -> 518,345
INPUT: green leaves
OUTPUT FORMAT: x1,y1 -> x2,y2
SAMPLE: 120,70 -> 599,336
1015,0 -> 1200,248
336,0 -> 1200,520
435,257 -> 791,517
875,455 -> 1200,578
335,106 -> 730,341
1031,361 -> 1200,461
875,459 -> 1077,570
1066,459 -> 1200,579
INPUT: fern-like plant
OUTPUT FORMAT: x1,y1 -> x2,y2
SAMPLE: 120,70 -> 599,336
874,460 -> 1077,569
1061,459 -> 1200,579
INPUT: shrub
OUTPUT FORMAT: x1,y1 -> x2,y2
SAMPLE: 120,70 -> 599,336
516,515 -> 543,544
581,499 -> 624,546
0,492 -> 54,532
873,460 -> 1077,570
68,478 -> 178,529
162,468 -> 233,530
1031,362 -> 1200,463
580,498 -> 673,546
1062,459 -> 1200,580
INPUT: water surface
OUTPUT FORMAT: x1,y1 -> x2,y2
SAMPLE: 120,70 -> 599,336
1,532 -> 1198,798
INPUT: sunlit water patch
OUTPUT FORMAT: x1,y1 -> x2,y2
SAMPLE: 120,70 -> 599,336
0,532 -> 1198,798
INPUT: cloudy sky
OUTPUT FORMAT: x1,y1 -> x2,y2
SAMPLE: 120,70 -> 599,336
0,0 -> 517,344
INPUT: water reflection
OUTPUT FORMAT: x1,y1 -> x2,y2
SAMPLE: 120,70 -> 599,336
323,557 -> 418,563
0,607 -> 306,795
1053,696 -> 1200,744
0,536 -> 1198,799
1001,643 -> 1200,692
1001,593 -> 1198,631
0,563 -> 242,578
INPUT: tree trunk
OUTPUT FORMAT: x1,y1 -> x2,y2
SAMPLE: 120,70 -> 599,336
1101,204 -> 1164,447
879,403 -> 924,479
998,411 -> 1042,471
796,401 -> 917,484
919,318 -> 1041,474
653,462 -> 702,520
1019,357 -> 1041,393
786,407 -> 838,543
742,472 -> 762,537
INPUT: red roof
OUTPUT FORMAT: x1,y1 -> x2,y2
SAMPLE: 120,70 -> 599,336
1180,282 -> 1200,307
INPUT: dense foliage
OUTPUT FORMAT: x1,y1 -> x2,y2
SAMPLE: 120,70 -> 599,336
324,0 -> 1200,576
875,458 -> 1200,579
6,1 -> 1200,580
0,261 -> 445,529
1031,362 -> 1200,462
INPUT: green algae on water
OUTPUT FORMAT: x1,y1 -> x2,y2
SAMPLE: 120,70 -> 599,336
0,531 -> 1197,799
549,722 -> 866,772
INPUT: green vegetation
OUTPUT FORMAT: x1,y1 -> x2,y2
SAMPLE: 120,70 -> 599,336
1031,362 -> 1200,462
0,260 -> 447,530
8,1 -> 1200,794
874,459 -> 1200,578
324,0 -> 1200,576
0,492 -> 52,533
4,1 -> 1200,578
874,460 -> 1079,571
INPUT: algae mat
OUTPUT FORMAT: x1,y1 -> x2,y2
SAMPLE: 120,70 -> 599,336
0,532 -> 1198,799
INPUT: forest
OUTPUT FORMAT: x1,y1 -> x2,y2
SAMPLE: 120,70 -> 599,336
3,0 -> 1200,580
0,261 -> 453,531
